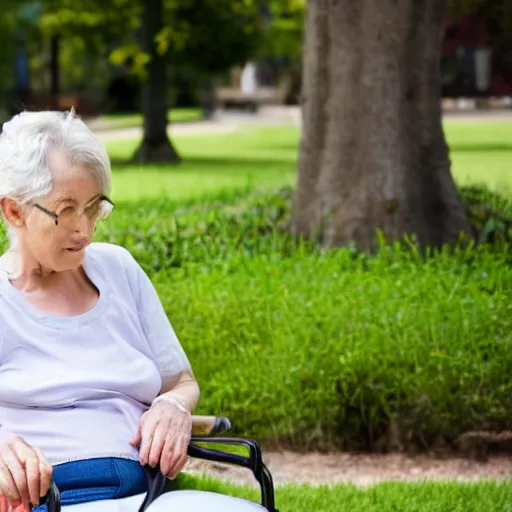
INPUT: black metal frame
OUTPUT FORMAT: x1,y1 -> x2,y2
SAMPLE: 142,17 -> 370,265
187,437 -> 278,512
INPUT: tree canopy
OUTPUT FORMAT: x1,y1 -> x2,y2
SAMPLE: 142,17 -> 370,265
38,0 -> 263,77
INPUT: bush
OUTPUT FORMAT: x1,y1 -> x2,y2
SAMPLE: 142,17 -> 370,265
156,244 -> 512,451
461,184 -> 512,246
101,184 -> 512,451
93,186 -> 304,276
0,184 -> 511,452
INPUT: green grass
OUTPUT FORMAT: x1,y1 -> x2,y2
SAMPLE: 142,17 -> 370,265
176,474 -> 512,511
72,183 -> 511,451
53,120 -> 512,449
106,127 -> 297,202
105,121 -> 512,203
95,107 -> 203,131
443,120 -> 512,193
154,241 -> 512,449
1,119 -> 511,460
0,119 -> 508,504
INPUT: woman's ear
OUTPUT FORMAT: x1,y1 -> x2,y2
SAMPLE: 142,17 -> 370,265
0,198 -> 24,227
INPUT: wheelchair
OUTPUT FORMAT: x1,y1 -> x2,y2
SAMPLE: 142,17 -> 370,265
40,415 -> 279,512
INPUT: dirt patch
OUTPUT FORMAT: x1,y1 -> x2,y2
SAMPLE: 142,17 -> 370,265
184,451 -> 512,487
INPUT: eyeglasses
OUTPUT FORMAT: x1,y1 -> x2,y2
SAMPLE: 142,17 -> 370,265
31,195 -> 115,227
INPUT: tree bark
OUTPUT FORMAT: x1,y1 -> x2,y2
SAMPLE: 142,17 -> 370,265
292,0 -> 472,251
131,0 -> 181,164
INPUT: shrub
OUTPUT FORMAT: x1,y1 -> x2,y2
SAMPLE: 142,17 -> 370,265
154,244 -> 512,451
93,186 -> 304,276
0,184 -> 511,451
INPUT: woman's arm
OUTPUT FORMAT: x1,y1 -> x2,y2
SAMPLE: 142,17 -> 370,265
131,371 -> 199,477
156,370 -> 200,414
122,248 -> 200,476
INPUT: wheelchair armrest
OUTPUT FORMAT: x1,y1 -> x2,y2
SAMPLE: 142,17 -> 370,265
187,437 -> 278,512
39,418 -> 277,512
191,415 -> 232,436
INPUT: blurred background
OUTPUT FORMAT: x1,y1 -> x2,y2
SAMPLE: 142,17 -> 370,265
0,0 -> 511,122
0,0 -> 304,121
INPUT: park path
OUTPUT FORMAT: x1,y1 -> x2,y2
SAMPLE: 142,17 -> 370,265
90,119 -> 240,141
88,110 -> 300,141
88,107 -> 512,141
185,451 -> 512,487
88,106 -> 512,142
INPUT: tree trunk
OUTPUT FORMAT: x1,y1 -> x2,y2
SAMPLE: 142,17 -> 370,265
131,0 -> 181,164
292,0 -> 472,251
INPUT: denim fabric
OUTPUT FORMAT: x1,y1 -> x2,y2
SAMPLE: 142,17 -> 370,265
34,458 -> 148,511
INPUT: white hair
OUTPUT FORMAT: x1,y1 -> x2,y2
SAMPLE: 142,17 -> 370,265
0,109 -> 112,246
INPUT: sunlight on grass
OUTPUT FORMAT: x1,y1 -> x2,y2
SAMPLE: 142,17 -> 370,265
104,121 -> 511,202
444,121 -> 512,194
106,127 -> 298,202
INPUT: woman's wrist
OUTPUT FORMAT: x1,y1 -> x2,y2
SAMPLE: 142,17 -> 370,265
151,395 -> 191,415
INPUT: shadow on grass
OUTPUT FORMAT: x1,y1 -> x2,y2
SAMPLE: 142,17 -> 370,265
109,143 -> 508,173
236,142 -> 512,153
449,143 -> 512,152
110,155 -> 297,171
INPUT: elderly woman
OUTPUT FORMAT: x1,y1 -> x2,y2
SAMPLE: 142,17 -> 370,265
0,111 -> 262,512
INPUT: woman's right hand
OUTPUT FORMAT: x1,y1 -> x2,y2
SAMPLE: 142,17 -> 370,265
0,431 -> 52,512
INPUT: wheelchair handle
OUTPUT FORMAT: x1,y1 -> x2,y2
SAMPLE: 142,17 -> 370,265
38,481 -> 61,512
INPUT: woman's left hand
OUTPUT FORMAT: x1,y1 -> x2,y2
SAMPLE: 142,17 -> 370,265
130,399 -> 192,479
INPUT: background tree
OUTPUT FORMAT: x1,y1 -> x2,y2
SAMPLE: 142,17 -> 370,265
292,0 -> 473,251
131,0 -> 178,163
40,0 -> 140,94
40,0 -> 263,163
255,0 -> 305,104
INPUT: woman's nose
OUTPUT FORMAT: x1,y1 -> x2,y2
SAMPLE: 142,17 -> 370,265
73,212 -> 94,234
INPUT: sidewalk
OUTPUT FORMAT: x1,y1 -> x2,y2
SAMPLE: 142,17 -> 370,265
89,105 -> 512,141
89,111 -> 299,141
91,120 -> 241,141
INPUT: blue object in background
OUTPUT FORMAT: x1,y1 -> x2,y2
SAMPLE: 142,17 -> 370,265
15,46 -> 30,91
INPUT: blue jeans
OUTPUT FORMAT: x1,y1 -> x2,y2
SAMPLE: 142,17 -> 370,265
34,458 -> 148,511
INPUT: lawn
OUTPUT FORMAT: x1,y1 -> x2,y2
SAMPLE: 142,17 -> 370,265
104,120 -> 512,203
443,119 -> 512,192
177,474 -> 512,511
105,126 -> 298,202
95,119 -> 512,511
93,118 -> 512,452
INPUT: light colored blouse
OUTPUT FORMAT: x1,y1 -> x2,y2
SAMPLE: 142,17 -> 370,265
0,243 -> 192,465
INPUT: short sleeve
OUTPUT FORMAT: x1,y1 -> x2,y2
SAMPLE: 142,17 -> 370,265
123,252 -> 193,381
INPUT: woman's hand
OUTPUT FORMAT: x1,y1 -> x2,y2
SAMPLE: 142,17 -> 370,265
130,398 -> 192,479
0,497 -> 29,512
0,431 -> 52,512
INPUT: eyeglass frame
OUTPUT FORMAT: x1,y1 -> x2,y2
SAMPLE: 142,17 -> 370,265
30,195 -> 115,227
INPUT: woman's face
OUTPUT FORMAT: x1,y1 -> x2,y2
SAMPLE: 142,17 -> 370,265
19,150 -> 105,272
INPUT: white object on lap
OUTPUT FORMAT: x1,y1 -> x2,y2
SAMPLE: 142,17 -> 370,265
63,490 -> 267,512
